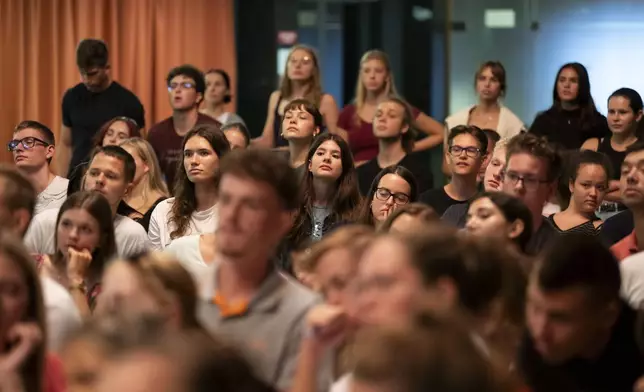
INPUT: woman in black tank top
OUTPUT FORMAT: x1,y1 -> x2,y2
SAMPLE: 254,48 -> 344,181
581,88 -> 643,208
548,150 -> 611,235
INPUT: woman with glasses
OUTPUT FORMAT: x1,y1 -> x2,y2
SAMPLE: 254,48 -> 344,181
358,165 -> 418,227
420,126 -> 488,215
256,45 -> 339,148
547,150 -> 611,235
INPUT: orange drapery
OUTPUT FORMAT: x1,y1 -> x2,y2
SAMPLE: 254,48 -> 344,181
0,0 -> 236,168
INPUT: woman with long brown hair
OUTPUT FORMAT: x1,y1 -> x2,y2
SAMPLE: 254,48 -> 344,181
148,124 -> 230,250
257,45 -> 339,148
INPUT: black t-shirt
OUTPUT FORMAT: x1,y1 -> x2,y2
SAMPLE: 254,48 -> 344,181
357,151 -> 433,196
529,107 -> 609,150
419,187 -> 467,216
62,81 -> 145,175
518,303 -> 644,392
525,218 -> 559,255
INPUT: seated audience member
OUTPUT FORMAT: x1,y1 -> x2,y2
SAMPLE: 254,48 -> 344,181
0,231 -> 66,392
9,121 -> 69,215
197,149 -> 330,391
67,116 -> 141,196
466,192 -> 533,254
222,122 -> 251,150
547,150 -> 611,236
519,234 -> 643,392
611,142 -> 644,260
200,68 -> 246,126
118,138 -> 169,231
147,65 -> 221,189
148,124 -> 229,250
501,133 -> 562,255
25,145 -> 150,258
356,96 -> 433,195
358,165 -> 419,228
378,203 -> 439,234
476,128 -> 501,184
420,125 -> 487,215
280,99 -> 322,178
38,191 -> 117,317
442,137 -> 509,227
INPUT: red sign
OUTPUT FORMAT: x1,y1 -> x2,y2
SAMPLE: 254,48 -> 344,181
277,30 -> 298,46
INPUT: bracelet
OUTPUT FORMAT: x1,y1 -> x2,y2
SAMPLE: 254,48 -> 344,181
69,281 -> 87,294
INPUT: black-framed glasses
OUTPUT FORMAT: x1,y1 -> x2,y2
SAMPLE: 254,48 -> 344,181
374,187 -> 410,205
503,171 -> 549,191
8,137 -> 50,152
167,82 -> 196,92
448,145 -> 482,158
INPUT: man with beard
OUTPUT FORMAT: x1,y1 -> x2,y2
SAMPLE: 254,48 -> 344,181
147,65 -> 220,191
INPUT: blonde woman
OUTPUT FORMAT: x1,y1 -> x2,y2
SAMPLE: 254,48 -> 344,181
119,138 -> 169,231
257,44 -> 339,148
338,50 -> 443,164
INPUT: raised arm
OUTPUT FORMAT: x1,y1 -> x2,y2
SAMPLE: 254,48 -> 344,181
56,124 -> 73,177
413,112 -> 445,152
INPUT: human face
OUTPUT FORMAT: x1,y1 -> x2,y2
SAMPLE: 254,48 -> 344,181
620,149 -> 644,209
0,180 -> 30,237
205,72 -> 229,106
502,153 -> 553,219
121,145 -> 149,186
56,208 -> 101,255
466,197 -> 514,241
223,128 -> 248,150
80,67 -> 110,92
483,146 -> 506,191
282,106 -> 318,141
216,175 -> 291,261
62,339 -> 110,392
287,49 -> 315,81
183,136 -> 220,184
373,101 -> 407,139
447,134 -> 484,177
608,96 -> 642,136
354,237 -> 423,327
370,174 -> 411,223
309,140 -> 343,181
11,128 -> 53,170
84,153 -> 131,209
97,352 -> 179,392
525,276 -> 614,364
556,67 -> 579,103
570,164 -> 607,214
314,248 -> 357,307
476,67 -> 502,101
168,74 -> 200,110
103,121 -> 131,147
361,59 -> 388,93
0,253 -> 28,342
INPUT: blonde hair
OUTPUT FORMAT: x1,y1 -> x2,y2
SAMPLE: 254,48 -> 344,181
120,137 -> 169,198
354,50 -> 400,123
279,45 -> 323,107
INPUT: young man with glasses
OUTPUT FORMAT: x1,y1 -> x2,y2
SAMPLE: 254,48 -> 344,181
10,121 -> 69,215
147,65 -> 221,191
57,39 -> 145,178
501,133 -> 562,255
419,125 -> 487,215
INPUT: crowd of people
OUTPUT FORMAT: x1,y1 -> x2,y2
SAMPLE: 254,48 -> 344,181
2,37 -> 644,392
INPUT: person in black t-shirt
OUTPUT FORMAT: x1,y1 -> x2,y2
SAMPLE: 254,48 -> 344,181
519,234 -> 643,392
419,125 -> 487,215
58,39 -> 145,178
357,97 -> 433,195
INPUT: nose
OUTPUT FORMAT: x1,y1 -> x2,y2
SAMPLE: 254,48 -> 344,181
95,173 -> 106,186
322,153 -> 332,163
589,187 -> 598,197
68,226 -> 79,240
189,154 -> 201,166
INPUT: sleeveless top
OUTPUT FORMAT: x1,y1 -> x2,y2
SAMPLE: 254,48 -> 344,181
597,137 -> 628,180
547,214 -> 602,236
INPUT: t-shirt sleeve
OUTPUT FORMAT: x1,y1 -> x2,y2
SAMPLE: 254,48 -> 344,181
24,212 -> 56,255
61,89 -> 73,127
147,202 -> 166,251
118,220 -> 152,258
591,113 -> 611,140
128,94 -> 146,129
528,112 -> 550,137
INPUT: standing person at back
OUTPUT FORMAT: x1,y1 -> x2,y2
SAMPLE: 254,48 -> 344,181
57,38 -> 145,178
147,65 -> 221,191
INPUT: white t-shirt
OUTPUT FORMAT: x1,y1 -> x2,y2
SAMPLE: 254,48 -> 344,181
35,176 -> 69,216
24,208 -> 150,258
41,276 -> 82,352
165,234 -> 208,280
620,251 -> 644,309
147,198 -> 218,250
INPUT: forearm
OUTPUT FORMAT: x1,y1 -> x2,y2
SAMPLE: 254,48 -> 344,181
413,134 -> 443,152
56,145 -> 71,177
291,338 -> 326,392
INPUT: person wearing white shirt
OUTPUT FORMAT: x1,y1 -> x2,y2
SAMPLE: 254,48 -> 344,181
41,276 -> 82,351
25,145 -> 150,258
148,124 -> 229,250
8,120 -> 69,215
620,251 -> 644,309
165,233 -> 217,280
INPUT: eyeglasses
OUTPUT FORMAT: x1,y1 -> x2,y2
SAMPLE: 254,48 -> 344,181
8,137 -> 50,152
448,145 -> 482,158
374,187 -> 410,205
503,171 -> 549,191
167,82 -> 196,92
